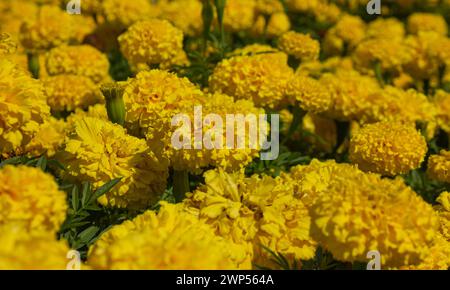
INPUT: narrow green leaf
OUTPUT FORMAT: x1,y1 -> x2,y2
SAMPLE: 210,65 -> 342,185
78,226 -> 99,244
71,186 -> 79,211
81,182 -> 91,207
91,178 -> 122,202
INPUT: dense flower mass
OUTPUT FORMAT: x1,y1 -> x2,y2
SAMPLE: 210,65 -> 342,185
0,165 -> 67,233
1,0 -> 449,271
349,122 -> 428,176
88,202 -> 241,270
55,117 -> 168,209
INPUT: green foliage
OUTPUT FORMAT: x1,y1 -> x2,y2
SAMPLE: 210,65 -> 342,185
59,178 -> 129,260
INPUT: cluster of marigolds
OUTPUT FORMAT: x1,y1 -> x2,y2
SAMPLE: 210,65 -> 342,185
1,0 -> 450,270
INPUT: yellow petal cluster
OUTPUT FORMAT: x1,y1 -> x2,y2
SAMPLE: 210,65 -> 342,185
0,59 -> 50,156
278,31 -> 320,61
427,150 -> 450,183
43,75 -> 103,112
55,117 -> 169,209
209,53 -> 294,108
118,19 -> 184,68
0,165 -> 67,233
88,202 -> 242,270
349,122 -> 427,176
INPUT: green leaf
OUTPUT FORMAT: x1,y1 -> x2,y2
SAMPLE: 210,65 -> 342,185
78,226 -> 99,244
91,178 -> 122,202
35,156 -> 47,171
81,182 -> 91,207
0,156 -> 29,168
71,186 -> 79,211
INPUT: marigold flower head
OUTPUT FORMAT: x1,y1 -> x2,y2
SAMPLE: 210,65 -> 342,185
169,93 -> 265,173
55,117 -> 169,210
349,122 -> 427,176
432,90 -> 450,133
66,104 -> 109,127
365,86 -> 437,126
184,170 -> 317,268
265,12 -> 291,38
43,75 -> 103,112
24,116 -> 67,157
401,233 -> 450,270
323,15 -> 366,55
46,45 -> 110,84
319,69 -> 381,121
302,113 -> 337,153
255,0 -> 284,15
101,0 -> 156,28
366,18 -> 405,40
123,69 -> 204,138
278,31 -> 320,61
209,53 -> 294,108
0,59 -> 50,156
427,150 -> 450,183
407,13 -> 448,36
286,75 -> 332,113
223,0 -> 256,32
118,19 -> 184,67
160,0 -> 203,36
285,0 -> 319,12
0,165 -> 67,233
296,160 -> 439,267
0,223 -> 70,270
404,32 -> 443,79
19,5 -> 76,51
353,39 -> 413,73
88,202 -> 242,269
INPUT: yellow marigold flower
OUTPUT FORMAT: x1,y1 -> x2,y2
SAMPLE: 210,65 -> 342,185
323,15 -> 366,55
160,0 -> 203,36
88,202 -> 242,270
427,150 -> 450,183
184,170 -> 317,268
278,31 -> 320,61
320,69 -> 381,121
123,69 -> 204,138
349,122 -> 427,176
72,14 -> 97,43
436,192 -> 450,240
0,165 -> 67,233
297,56 -> 354,78
265,12 -> 291,38
231,44 -> 280,56
0,33 -> 17,55
170,93 -> 265,173
101,0 -> 155,28
118,19 -> 184,67
313,2 -> 341,24
0,1 -> 38,39
407,13 -> 448,36
404,31 -> 443,80
66,104 -> 109,127
366,18 -> 405,40
43,75 -> 103,112
24,117 -> 67,158
55,117 -> 169,210
286,75 -> 332,113
433,90 -> 450,133
19,5 -> 76,51
209,53 -> 294,108
223,0 -> 256,32
353,39 -> 413,73
45,45 -> 110,84
400,233 -> 450,270
255,0 -> 284,15
285,0 -> 319,12
0,59 -> 50,156
366,86 -> 436,126
302,160 -> 439,267
0,223 -> 70,270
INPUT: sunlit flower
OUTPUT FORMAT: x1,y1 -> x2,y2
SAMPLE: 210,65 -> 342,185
0,165 -> 67,233
55,117 -> 169,209
427,150 -> 450,183
278,31 -> 320,61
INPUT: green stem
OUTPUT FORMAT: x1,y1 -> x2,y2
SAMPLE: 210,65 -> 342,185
101,83 -> 126,126
173,170 -> 190,202
374,62 -> 384,88
27,52 -> 39,79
